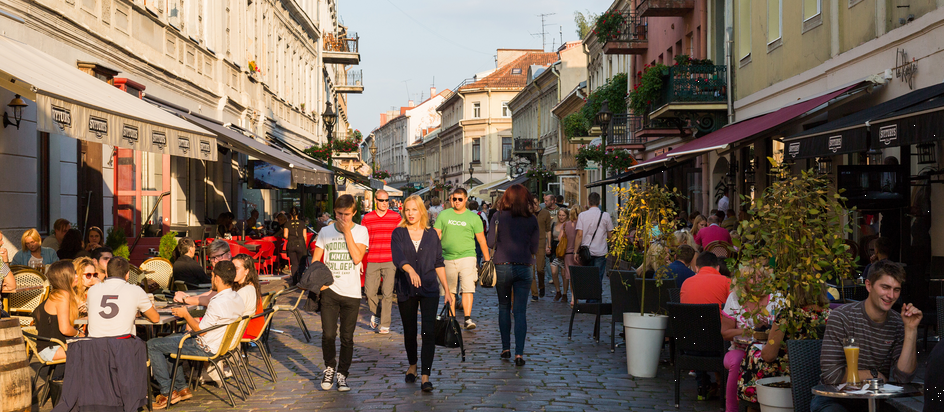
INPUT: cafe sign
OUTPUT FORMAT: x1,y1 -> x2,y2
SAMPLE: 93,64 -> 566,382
88,116 -> 108,138
122,124 -> 139,143
199,139 -> 212,156
788,142 -> 801,158
52,105 -> 72,131
828,135 -> 842,153
151,131 -> 167,149
178,136 -> 190,154
879,124 -> 898,145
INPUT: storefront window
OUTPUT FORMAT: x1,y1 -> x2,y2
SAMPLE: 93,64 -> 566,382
142,195 -> 164,236
116,149 -> 136,191
142,151 -> 163,191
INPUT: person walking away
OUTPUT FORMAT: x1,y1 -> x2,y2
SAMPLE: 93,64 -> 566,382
312,194 -> 369,392
86,257 -> 160,337
428,197 -> 443,227
390,195 -> 455,391
531,197 -> 552,300
488,184 -> 538,366
284,206 -> 309,285
549,208 -> 568,301
434,188 -> 490,329
562,207 -> 580,305
573,192 -> 613,282
361,189 -> 402,334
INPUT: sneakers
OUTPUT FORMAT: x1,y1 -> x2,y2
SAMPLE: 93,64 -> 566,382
378,327 -> 390,334
336,373 -> 351,392
531,296 -> 539,302
369,315 -> 378,329
321,366 -> 336,390
464,319 -> 476,330
539,287 -> 546,298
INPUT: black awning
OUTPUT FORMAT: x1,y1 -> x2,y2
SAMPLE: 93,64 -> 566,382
586,153 -> 696,188
869,95 -> 944,148
493,175 -> 529,192
785,82 -> 944,159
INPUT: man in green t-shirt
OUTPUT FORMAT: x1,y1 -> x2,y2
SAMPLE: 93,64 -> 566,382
434,188 -> 490,329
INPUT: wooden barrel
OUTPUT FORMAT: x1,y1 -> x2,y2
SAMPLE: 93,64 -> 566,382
0,318 -> 30,412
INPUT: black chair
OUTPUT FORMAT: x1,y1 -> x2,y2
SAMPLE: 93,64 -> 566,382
609,269 -> 641,352
667,288 -> 681,303
568,266 -> 613,342
666,302 -> 727,408
786,339 -> 822,412
636,278 -> 675,314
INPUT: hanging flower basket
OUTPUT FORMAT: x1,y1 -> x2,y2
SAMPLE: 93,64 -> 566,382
372,170 -> 390,180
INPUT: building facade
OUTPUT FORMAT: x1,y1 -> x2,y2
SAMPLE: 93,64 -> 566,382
373,88 -> 449,188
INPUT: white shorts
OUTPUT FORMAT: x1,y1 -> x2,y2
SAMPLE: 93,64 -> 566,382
440,256 -> 477,295
38,345 -> 60,362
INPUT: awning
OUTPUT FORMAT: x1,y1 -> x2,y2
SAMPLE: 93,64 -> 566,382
474,177 -> 511,195
352,182 -> 403,196
493,175 -> 529,192
869,92 -> 944,149
669,82 -> 867,160
786,82 -> 944,159
413,186 -> 432,196
0,35 -> 217,161
150,99 -> 331,186
262,136 -> 370,186
586,152 -> 697,187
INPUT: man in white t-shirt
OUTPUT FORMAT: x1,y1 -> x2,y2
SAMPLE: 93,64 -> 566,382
86,257 -> 160,337
311,194 -> 368,393
147,260 -> 244,408
573,192 -> 614,283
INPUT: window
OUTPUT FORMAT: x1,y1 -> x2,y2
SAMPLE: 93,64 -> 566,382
737,0 -> 751,59
38,132 -> 50,233
473,102 -> 481,118
501,102 -> 510,117
804,0 -> 821,20
511,68 -> 522,74
472,139 -> 481,162
767,0 -> 782,44
502,137 -> 512,161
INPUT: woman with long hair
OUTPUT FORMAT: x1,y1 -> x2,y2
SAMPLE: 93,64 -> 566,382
71,257 -> 100,315
232,254 -> 266,339
391,195 -> 454,391
691,215 -> 708,239
32,261 -> 82,362
562,207 -> 580,305
284,206 -> 309,285
487,184 -> 539,366
549,208 -> 568,302
84,226 -> 105,252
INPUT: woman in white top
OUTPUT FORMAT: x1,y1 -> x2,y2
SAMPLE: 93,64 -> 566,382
233,254 -> 267,340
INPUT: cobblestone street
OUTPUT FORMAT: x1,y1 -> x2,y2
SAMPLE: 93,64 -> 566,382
78,277 -> 726,412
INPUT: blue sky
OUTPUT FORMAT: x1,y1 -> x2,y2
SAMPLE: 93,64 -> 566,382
340,0 -> 613,134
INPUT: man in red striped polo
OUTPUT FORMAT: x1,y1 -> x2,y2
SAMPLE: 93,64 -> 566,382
361,190 -> 402,333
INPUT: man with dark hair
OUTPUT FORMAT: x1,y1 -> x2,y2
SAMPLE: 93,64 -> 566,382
664,245 -> 697,289
863,236 -> 893,279
555,195 -> 565,207
694,215 -> 732,248
574,191 -> 614,283
680,251 -> 731,400
42,218 -> 71,251
812,261 -> 922,411
86,256 -> 160,338
312,194 -> 369,392
147,260 -> 244,408
435,187 -> 489,328
173,238 -> 210,287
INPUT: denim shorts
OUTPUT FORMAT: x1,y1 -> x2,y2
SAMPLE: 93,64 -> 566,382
38,345 -> 60,362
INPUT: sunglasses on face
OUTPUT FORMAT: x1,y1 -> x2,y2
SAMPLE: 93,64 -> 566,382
376,199 -> 389,202
452,197 -> 465,202
84,272 -> 98,279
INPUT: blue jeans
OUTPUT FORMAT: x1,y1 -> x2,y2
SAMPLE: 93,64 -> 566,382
590,255 -> 607,282
496,264 -> 532,356
147,333 -> 211,395
810,395 -> 867,411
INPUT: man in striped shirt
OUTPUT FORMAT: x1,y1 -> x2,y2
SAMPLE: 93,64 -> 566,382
361,190 -> 402,334
812,261 -> 922,412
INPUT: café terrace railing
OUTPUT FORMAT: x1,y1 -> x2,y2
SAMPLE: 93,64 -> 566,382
650,64 -> 727,110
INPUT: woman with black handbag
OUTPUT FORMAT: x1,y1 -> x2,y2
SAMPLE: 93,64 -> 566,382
391,195 -> 455,391
487,184 -> 539,366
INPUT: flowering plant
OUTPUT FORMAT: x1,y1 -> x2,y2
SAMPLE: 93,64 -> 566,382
576,144 -> 637,174
526,166 -> 555,181
372,169 -> 390,180
628,63 -> 668,115
248,60 -> 261,73
351,129 -> 363,144
593,10 -> 625,43
434,182 -> 454,192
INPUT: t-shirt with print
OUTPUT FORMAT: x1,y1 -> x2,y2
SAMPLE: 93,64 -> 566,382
86,277 -> 153,337
316,223 -> 369,299
434,208 -> 484,260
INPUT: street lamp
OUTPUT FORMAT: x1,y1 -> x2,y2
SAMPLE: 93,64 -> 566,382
322,101 -> 338,211
596,101 -> 613,211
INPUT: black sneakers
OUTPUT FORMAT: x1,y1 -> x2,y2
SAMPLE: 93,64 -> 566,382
336,373 -> 350,392
321,366 -> 335,390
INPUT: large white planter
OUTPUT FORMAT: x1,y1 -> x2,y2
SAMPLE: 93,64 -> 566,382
756,376 -> 793,412
623,312 -> 668,378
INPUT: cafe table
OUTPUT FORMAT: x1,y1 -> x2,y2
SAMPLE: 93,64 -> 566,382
812,383 -> 921,412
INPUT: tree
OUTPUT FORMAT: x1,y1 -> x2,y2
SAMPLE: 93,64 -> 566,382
574,10 -> 599,39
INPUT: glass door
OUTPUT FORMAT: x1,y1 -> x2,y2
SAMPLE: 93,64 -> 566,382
114,149 -> 172,238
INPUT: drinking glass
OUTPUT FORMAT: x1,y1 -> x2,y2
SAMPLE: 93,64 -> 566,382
843,337 -> 861,385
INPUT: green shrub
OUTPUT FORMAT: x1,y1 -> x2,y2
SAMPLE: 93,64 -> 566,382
159,231 -> 178,262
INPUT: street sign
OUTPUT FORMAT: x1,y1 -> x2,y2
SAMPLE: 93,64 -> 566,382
369,178 -> 385,190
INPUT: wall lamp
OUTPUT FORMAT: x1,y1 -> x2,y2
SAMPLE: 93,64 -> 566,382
3,94 -> 28,129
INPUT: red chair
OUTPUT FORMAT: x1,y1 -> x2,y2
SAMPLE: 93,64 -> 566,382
246,240 -> 276,274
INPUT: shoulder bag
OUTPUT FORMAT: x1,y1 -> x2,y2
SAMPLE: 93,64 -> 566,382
577,211 -> 604,265
477,220 -> 498,288
555,226 -> 568,258
434,305 -> 465,361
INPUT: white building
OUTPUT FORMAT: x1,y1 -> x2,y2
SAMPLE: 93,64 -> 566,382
373,88 -> 450,188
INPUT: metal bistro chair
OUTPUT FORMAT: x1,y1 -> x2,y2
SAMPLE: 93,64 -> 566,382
139,257 -> 174,290
568,266 -> 612,342
272,286 -> 311,343
240,308 -> 279,383
166,320 -> 245,408
608,269 -> 640,352
666,302 -> 728,408
22,330 -> 67,407
704,240 -> 735,259
128,265 -> 145,286
10,269 -> 48,326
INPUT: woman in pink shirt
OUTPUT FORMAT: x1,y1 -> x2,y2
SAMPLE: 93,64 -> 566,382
562,207 -> 580,306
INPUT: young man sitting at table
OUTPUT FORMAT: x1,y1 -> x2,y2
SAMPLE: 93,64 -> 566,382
147,261 -> 244,409
86,257 -> 160,337
811,260 -> 922,412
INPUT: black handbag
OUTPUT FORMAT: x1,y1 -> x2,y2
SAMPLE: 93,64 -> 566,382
477,220 -> 498,288
577,211 -> 604,265
434,305 -> 465,361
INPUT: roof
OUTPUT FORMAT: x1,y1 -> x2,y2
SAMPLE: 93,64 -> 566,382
458,52 -> 558,92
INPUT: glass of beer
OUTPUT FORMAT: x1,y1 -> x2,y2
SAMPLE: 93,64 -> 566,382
843,337 -> 861,386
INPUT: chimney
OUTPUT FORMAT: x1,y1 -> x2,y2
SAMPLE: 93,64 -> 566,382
430,87 -> 437,97
408,100 -> 415,107
380,113 -> 387,127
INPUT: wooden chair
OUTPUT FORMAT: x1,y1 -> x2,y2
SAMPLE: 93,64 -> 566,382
139,257 -> 174,290
10,269 -> 47,326
704,240 -> 735,259
666,302 -> 728,408
568,266 -> 613,342
22,331 -> 68,407
167,320 -> 245,408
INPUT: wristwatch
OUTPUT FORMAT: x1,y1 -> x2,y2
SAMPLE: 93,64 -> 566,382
870,367 -> 879,379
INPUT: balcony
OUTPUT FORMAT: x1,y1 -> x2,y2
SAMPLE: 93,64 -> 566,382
606,114 -> 646,148
637,0 -> 695,17
323,33 -> 360,65
649,64 -> 728,130
336,70 -> 364,94
603,13 -> 648,55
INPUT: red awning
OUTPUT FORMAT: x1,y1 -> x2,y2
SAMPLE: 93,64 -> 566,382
666,82 -> 865,158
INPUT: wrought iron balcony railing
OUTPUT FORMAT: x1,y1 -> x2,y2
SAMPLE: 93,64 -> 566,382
513,138 -> 541,152
325,33 -> 359,53
346,70 -> 362,86
607,114 -> 646,145
651,64 -> 727,110
614,12 -> 647,43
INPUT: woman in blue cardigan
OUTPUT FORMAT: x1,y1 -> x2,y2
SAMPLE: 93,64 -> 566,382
391,195 -> 454,392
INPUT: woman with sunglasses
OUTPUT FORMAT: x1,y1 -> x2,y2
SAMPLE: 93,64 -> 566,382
72,257 -> 100,315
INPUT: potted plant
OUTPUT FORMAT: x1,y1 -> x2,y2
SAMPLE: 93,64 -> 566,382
609,182 -> 681,377
105,226 -> 130,259
731,162 -> 854,410
629,63 -> 668,116
158,231 -> 178,263
592,9 -> 625,44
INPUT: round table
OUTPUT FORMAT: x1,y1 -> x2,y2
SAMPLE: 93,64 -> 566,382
812,383 -> 921,412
